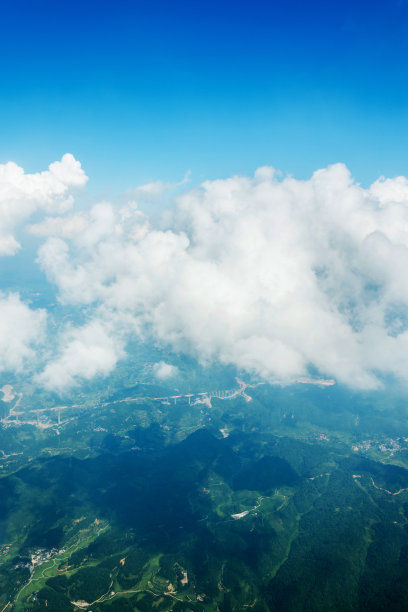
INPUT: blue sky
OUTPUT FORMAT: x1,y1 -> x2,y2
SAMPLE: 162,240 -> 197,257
1,0 -> 408,195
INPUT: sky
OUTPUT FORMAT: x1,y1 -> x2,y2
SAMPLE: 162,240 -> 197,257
1,0 -> 408,194
2,0 -> 408,395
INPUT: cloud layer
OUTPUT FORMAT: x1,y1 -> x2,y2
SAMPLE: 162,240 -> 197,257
29,161 -> 408,391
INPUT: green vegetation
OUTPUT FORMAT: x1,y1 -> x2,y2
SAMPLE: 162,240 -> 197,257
2,366 -> 408,610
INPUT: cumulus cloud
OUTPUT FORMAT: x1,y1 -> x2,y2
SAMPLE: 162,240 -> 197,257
33,162 -> 408,390
0,153 -> 87,255
0,292 -> 46,372
153,361 -> 179,380
36,319 -> 125,392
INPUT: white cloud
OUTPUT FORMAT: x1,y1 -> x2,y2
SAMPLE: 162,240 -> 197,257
33,162 -> 408,390
36,319 -> 125,392
0,292 -> 46,373
125,171 -> 191,204
0,153 -> 87,255
127,180 -> 173,202
153,361 -> 179,380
